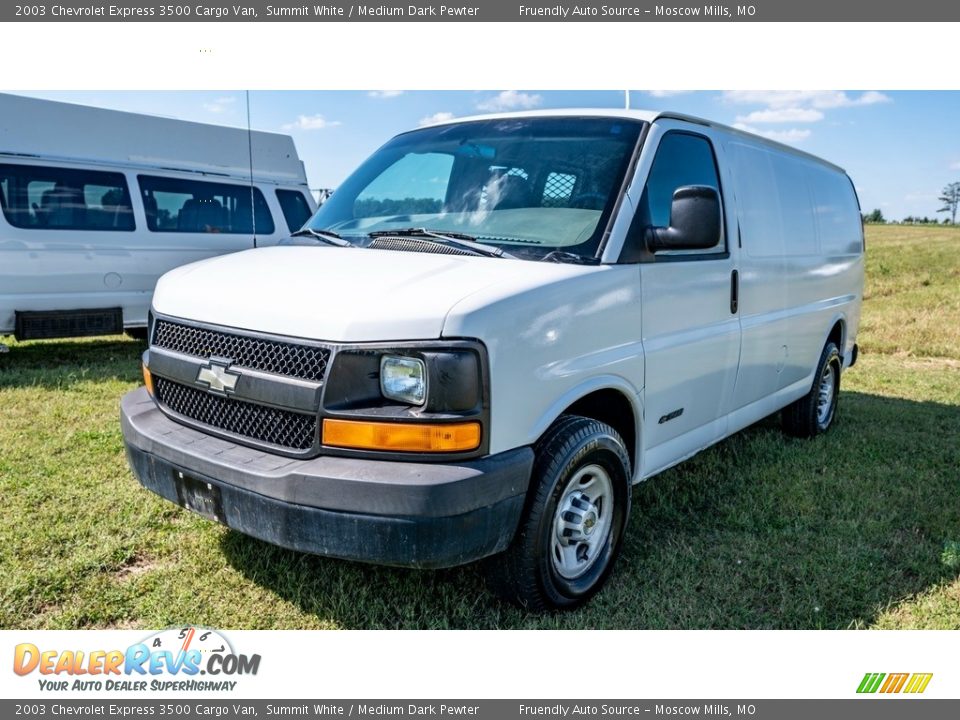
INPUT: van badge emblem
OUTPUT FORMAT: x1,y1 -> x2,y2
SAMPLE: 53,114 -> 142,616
196,359 -> 240,395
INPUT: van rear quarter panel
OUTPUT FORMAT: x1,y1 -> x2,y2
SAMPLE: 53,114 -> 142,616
724,136 -> 864,410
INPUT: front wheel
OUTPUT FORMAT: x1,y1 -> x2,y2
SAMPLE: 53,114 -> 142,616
483,415 -> 632,611
782,341 -> 842,438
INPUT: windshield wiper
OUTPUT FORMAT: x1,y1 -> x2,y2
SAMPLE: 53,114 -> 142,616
368,227 -> 514,259
541,250 -> 601,265
289,228 -> 353,247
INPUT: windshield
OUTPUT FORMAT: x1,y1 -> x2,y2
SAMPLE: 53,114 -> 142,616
305,117 -> 644,261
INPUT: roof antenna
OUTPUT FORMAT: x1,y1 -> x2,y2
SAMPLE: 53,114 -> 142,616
624,90 -> 630,110
246,90 -> 257,248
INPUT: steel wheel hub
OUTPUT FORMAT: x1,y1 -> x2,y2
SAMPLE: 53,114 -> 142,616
817,362 -> 836,425
551,464 -> 614,580
558,491 -> 600,541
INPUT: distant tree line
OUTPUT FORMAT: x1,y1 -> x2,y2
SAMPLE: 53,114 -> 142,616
354,197 -> 443,218
901,216 -> 953,225
861,181 -> 960,225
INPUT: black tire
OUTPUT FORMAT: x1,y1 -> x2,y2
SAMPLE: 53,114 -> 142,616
782,341 -> 842,438
483,415 -> 632,611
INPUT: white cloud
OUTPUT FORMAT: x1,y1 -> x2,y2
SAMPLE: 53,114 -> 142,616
950,161 -> 960,170
855,91 -> 891,106
735,107 -> 824,124
368,90 -> 404,99
203,96 -> 236,114
418,112 -> 455,127
723,90 -> 891,109
722,91 -> 889,142
734,123 -> 812,144
281,114 -> 341,131
476,90 -> 542,112
647,90 -> 692,98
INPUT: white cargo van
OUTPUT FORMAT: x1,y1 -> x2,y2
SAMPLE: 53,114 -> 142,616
121,110 -> 864,610
0,94 -> 316,340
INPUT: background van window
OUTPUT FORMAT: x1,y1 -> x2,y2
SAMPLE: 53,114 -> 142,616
138,175 -> 274,235
0,163 -> 135,231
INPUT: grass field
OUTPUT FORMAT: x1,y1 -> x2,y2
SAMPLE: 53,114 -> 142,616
1,224 -> 958,629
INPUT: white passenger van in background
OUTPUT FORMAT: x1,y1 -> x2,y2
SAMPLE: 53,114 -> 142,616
121,110 -> 864,610
0,93 -> 316,340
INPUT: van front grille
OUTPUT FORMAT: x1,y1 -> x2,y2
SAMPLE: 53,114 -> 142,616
153,377 -> 317,451
153,320 -> 330,382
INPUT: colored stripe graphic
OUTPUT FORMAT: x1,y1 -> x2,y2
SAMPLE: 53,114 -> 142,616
904,673 -> 933,694
857,673 -> 885,693
880,673 -> 909,693
857,672 -> 932,694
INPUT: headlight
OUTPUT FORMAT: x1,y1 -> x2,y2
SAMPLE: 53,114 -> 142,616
380,355 -> 427,405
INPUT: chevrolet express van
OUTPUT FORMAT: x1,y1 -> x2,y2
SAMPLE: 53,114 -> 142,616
0,94 -> 316,340
121,110 -> 864,610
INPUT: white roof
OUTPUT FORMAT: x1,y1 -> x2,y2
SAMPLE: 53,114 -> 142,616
418,107 -> 845,173
419,107 -> 661,128
0,93 -> 308,185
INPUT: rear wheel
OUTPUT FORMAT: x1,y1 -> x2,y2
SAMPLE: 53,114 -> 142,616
483,415 -> 631,611
782,341 -> 842,438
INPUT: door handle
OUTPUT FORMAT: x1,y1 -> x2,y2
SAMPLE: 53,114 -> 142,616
730,269 -> 739,314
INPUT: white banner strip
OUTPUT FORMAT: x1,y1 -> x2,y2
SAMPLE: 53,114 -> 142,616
2,630 -> 954,699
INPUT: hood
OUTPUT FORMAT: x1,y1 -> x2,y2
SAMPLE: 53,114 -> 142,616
152,245 -> 591,342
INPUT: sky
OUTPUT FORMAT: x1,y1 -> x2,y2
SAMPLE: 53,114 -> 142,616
15,89 -> 960,221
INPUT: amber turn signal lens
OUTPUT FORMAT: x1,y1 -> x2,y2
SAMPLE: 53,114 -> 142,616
142,363 -> 154,396
322,418 -> 481,453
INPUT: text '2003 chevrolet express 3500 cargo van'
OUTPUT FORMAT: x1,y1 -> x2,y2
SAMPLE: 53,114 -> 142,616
121,109 -> 864,610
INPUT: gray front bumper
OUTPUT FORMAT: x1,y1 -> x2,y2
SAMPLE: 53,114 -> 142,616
120,387 -> 533,568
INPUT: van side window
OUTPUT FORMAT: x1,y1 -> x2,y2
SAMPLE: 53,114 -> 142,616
0,163 -> 135,231
640,132 -> 724,253
138,175 -> 275,235
276,189 -> 313,233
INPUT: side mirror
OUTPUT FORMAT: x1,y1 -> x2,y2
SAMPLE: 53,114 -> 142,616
646,185 -> 721,252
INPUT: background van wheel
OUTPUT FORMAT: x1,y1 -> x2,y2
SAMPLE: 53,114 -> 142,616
782,341 -> 842,438
483,415 -> 631,611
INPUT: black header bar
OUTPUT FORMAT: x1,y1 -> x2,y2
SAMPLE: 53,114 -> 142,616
2,701 -> 960,720
3,0 -> 956,22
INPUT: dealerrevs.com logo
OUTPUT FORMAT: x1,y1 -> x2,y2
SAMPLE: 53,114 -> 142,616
13,627 -> 261,693
857,672 -> 933,694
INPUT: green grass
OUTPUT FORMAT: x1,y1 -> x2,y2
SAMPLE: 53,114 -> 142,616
859,224 -> 960,360
1,225 -> 959,629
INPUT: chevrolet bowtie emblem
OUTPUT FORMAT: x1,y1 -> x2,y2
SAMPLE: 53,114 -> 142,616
196,359 -> 240,394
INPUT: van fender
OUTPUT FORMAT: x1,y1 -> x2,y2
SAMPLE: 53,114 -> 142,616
526,374 -> 645,483
822,311 -> 847,357
803,312 -> 847,386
